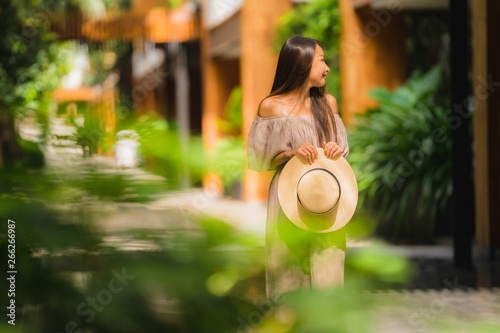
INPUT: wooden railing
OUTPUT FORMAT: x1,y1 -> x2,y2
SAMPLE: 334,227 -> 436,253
50,7 -> 200,42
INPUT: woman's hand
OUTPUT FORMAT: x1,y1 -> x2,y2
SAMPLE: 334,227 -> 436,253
293,142 -> 318,165
323,141 -> 343,159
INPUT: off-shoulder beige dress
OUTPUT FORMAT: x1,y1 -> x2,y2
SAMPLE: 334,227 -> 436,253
247,113 -> 349,303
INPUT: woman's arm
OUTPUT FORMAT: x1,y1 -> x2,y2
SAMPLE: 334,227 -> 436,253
270,142 -> 319,169
269,149 -> 295,169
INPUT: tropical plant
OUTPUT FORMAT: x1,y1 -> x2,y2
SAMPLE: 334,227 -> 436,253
274,0 -> 342,108
73,112 -> 105,156
348,65 -> 456,243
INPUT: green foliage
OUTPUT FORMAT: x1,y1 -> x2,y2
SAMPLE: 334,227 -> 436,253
68,0 -> 106,18
268,288 -> 375,333
131,113 -> 205,188
210,136 -> 247,187
73,173 -> 168,202
0,164 -> 412,333
167,0 -> 183,9
274,0 -> 342,105
239,242 -> 414,333
348,65 -> 454,243
100,0 -> 132,9
73,113 -> 105,156
346,244 -> 413,285
210,86 -> 247,188
0,0 -> 73,165
0,167 -> 262,333
83,41 -> 130,86
19,138 -> 45,169
1,164 -> 496,333
405,10 -> 450,80
0,1 -> 72,115
67,0 -> 133,15
217,85 -> 243,136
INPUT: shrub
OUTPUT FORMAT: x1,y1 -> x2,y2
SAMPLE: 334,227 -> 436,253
348,65 -> 458,243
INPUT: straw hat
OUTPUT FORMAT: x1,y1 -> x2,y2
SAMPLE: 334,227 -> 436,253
278,148 -> 358,233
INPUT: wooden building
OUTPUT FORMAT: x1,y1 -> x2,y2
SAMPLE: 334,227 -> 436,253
200,0 -> 499,263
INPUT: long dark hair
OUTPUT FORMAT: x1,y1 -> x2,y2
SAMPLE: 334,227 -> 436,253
258,36 -> 337,143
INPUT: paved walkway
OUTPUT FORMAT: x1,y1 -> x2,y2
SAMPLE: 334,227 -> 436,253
369,287 -> 500,333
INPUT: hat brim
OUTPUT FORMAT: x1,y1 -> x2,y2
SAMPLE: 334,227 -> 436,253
278,148 -> 358,233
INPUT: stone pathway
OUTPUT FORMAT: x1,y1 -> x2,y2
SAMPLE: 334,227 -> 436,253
369,287 -> 500,333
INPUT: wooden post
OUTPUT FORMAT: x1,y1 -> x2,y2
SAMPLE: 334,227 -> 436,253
102,73 -> 119,157
449,0 -> 474,268
172,42 -> 191,188
339,0 -> 406,126
240,0 -> 292,202
471,0 -> 500,258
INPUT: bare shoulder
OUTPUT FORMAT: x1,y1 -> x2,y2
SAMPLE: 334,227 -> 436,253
257,96 -> 281,118
325,94 -> 339,114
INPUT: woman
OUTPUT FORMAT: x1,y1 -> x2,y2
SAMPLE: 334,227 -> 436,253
247,36 -> 349,303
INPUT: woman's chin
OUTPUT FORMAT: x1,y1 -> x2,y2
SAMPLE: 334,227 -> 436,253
312,82 -> 326,88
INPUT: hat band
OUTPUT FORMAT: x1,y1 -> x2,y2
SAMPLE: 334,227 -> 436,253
296,168 -> 341,215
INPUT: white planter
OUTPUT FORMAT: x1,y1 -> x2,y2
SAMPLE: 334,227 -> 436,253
115,130 -> 140,168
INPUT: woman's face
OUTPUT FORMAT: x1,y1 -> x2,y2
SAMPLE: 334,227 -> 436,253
308,44 -> 330,87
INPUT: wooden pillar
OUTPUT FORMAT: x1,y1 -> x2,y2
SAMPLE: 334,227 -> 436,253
200,10 -> 240,194
471,0 -> 500,255
241,0 -> 292,202
339,0 -> 406,126
201,9 -> 222,194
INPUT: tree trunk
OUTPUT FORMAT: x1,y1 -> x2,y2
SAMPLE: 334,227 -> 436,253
0,111 -> 21,166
